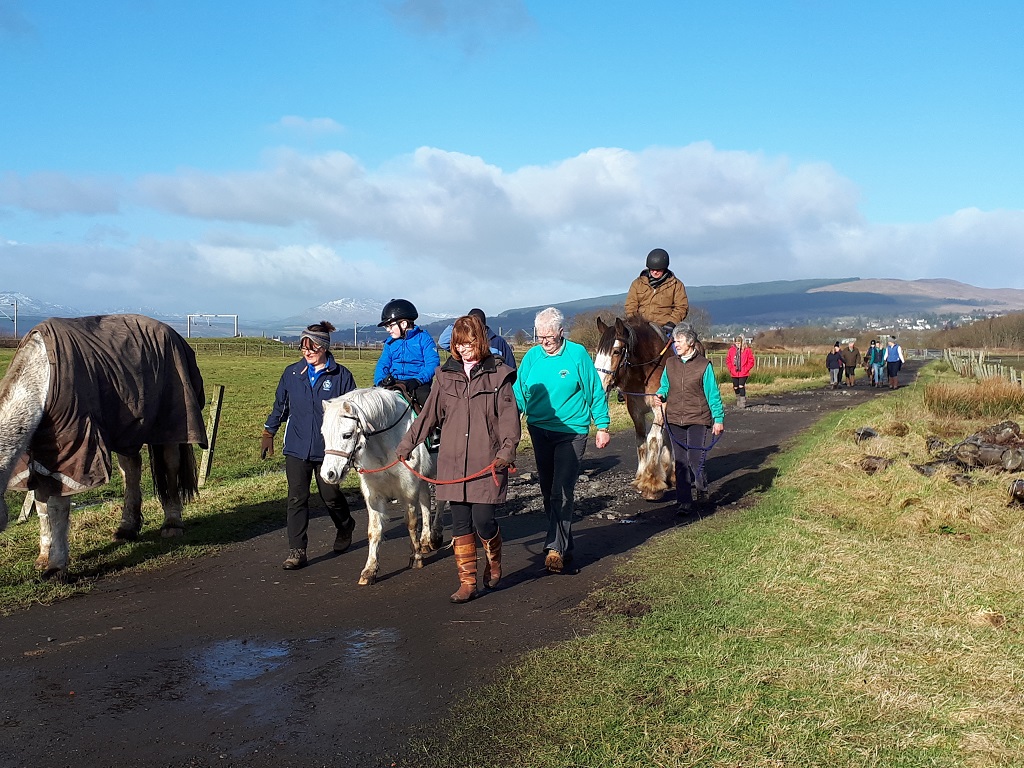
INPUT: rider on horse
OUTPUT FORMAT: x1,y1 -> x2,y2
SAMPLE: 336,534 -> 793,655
374,298 -> 441,409
624,248 -> 689,338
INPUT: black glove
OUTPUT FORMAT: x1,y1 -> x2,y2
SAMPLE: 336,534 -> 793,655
260,429 -> 274,459
402,378 -> 421,390
379,374 -> 396,388
658,394 -> 667,403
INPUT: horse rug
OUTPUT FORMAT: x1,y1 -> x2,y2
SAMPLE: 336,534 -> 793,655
8,315 -> 208,495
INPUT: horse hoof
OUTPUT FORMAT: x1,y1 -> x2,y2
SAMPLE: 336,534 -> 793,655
412,557 -> 425,569
160,525 -> 185,539
42,567 -> 68,583
358,571 -> 377,586
113,528 -> 138,543
34,556 -> 48,571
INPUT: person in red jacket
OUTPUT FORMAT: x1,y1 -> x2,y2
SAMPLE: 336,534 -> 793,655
726,335 -> 756,408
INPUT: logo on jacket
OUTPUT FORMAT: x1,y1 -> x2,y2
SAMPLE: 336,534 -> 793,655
323,380 -> 332,391
559,369 -> 569,378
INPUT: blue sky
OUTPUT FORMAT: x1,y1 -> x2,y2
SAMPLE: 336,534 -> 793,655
1,0 -> 1022,321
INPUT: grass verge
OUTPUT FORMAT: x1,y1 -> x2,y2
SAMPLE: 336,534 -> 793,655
416,366 -> 1024,767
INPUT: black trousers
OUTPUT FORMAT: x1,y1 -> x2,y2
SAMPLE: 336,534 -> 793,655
667,423 -> 709,503
285,455 -> 353,550
449,502 -> 497,540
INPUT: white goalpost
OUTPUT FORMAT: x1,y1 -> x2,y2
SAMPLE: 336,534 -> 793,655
186,313 -> 238,338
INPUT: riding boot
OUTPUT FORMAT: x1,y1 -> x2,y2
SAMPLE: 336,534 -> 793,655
450,533 -> 478,604
480,529 -> 502,589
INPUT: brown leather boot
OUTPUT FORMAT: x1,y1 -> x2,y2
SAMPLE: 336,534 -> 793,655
450,533 -> 478,603
480,530 -> 502,589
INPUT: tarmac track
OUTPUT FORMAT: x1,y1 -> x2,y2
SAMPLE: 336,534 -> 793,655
0,365 -> 918,768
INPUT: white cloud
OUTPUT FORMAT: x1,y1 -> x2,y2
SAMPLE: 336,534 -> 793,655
0,171 -> 121,216
5,142 -> 1024,320
274,115 -> 345,136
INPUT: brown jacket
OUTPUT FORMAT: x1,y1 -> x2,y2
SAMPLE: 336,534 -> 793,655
840,346 -> 861,367
396,355 -> 521,504
624,270 -> 688,326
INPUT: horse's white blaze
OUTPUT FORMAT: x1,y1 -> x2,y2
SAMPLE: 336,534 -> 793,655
321,389 -> 439,586
593,350 -> 614,391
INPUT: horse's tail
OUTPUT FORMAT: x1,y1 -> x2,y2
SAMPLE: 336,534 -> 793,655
149,444 -> 201,505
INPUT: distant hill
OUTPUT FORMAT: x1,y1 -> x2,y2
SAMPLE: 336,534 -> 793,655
6,278 -> 1024,341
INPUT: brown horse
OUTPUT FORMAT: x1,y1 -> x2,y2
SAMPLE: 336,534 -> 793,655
594,316 -> 674,500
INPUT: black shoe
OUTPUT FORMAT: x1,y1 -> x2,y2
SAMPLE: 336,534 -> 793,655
676,501 -> 693,516
333,523 -> 354,553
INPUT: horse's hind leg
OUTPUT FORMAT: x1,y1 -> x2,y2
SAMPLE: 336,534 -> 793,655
38,496 -> 71,581
114,451 -> 144,542
152,444 -> 186,538
359,491 -> 386,586
17,491 -> 35,523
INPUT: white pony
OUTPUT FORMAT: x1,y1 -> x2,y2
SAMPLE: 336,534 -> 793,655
320,387 -> 441,585
0,315 -> 207,580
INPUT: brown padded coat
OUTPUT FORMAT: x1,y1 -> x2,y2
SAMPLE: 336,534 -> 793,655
396,354 -> 520,504
624,270 -> 689,326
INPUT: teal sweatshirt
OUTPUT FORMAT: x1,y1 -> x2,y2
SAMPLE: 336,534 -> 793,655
657,355 -> 726,425
513,339 -> 611,434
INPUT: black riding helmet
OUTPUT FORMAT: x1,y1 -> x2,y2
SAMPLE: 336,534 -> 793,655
646,248 -> 670,271
378,298 -> 418,327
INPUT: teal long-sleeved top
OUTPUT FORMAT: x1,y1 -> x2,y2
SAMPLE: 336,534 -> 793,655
513,339 -> 610,434
657,356 -> 726,425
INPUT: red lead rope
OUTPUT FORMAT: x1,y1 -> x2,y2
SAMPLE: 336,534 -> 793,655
358,458 -> 516,487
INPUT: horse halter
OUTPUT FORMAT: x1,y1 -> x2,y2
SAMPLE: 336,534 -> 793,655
595,338 -> 629,388
323,400 -> 412,461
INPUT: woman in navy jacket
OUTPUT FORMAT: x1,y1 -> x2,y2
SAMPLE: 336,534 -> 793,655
262,321 -> 357,570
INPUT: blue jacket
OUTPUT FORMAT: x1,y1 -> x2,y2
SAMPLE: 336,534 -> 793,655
374,325 -> 441,385
264,354 -> 356,461
437,324 -> 517,369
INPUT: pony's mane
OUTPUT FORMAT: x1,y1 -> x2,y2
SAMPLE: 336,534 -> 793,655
344,387 -> 406,430
598,315 -> 661,354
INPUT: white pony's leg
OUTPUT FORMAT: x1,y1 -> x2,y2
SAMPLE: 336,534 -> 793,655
406,495 -> 424,569
415,450 -> 440,554
39,496 -> 72,580
359,488 -> 386,586
114,451 -> 145,541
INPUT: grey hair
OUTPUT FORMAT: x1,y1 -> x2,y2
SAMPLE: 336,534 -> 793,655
672,323 -> 699,348
534,307 -> 564,335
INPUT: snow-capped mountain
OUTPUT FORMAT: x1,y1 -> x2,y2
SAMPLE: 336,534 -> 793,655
0,292 -> 83,317
272,298 -> 459,330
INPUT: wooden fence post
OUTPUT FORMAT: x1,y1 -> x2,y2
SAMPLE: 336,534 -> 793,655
198,385 -> 225,488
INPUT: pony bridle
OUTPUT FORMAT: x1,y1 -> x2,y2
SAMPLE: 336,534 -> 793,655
324,412 -> 366,462
323,400 -> 412,462
595,338 -> 628,388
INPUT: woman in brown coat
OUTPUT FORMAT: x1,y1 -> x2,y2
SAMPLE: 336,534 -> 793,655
396,314 -> 521,603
